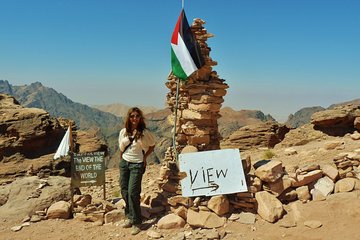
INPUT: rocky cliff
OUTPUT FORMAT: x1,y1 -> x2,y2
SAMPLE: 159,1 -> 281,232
0,94 -> 108,179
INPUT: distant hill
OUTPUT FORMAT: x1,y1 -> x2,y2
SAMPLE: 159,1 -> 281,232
285,98 -> 360,128
286,106 -> 325,128
93,103 -> 159,117
328,98 -> 360,109
218,107 -> 276,138
0,80 -> 122,157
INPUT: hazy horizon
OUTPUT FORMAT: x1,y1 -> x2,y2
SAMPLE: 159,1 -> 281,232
1,1 -> 359,122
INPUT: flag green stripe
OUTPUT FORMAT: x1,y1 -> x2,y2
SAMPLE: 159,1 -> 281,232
171,47 -> 187,80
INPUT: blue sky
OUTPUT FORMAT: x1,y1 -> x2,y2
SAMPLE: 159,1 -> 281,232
0,0 -> 359,121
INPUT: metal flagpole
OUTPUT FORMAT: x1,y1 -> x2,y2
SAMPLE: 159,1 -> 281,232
172,0 -> 185,162
173,0 -> 185,162
173,78 -> 180,162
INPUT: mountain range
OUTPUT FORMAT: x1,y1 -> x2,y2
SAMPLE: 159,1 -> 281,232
93,103 -> 159,117
1,79 -> 358,164
0,80 -> 122,159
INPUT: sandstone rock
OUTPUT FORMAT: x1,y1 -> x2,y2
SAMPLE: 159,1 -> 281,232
334,178 -> 356,193
255,191 -> 284,223
311,105 -> 360,135
324,141 -> 344,150
313,176 -> 334,196
0,176 -> 71,219
188,103 -> 221,112
159,165 -> 170,180
295,186 -> 311,202
74,194 -> 92,207
11,225 -> 22,232
161,180 -> 178,193
168,196 -> 193,207
187,209 -> 226,228
310,189 -> 326,201
284,148 -> 297,155
157,213 -> 186,229
104,209 -> 125,224
354,117 -> 360,131
180,145 -> 198,154
147,230 -> 163,239
292,170 -> 323,187
181,109 -> 213,120
238,212 -> 256,224
204,228 -> 220,240
207,195 -> 229,216
30,214 -> 42,222
299,164 -> 320,173
47,201 -> 71,219
311,108 -> 353,127
222,122 -> 289,150
76,130 -> 108,154
304,220 -> 322,229
74,211 -> 104,223
0,94 -> 64,163
264,177 -> 292,196
188,135 -> 210,145
350,131 -> 360,140
170,205 -> 187,220
277,124 -> 326,147
278,189 -> 298,202
321,165 -> 339,182
254,160 -> 284,183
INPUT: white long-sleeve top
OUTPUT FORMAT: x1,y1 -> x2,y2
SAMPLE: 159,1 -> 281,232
118,128 -> 155,163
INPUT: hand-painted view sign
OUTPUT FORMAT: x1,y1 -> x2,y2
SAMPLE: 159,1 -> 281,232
179,149 -> 247,197
71,151 -> 105,188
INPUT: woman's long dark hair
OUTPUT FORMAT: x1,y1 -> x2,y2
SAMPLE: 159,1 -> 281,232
124,107 -> 146,140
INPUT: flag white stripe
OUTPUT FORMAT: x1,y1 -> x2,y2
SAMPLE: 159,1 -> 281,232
171,33 -> 198,76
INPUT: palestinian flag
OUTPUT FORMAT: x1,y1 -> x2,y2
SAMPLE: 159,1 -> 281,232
171,9 -> 204,80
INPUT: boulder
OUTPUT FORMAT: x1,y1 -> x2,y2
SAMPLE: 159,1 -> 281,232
187,209 -> 226,228
47,201 -> 71,219
0,176 -> 71,220
255,191 -> 284,223
157,213 -> 186,229
207,195 -> 229,216
221,122 -> 289,150
254,160 -> 284,183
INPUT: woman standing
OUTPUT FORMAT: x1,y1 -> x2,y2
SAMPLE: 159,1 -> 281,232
118,107 -> 155,235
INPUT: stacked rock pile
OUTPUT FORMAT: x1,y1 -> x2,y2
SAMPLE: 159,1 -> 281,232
333,149 -> 360,179
165,18 -> 228,153
151,159 -> 360,228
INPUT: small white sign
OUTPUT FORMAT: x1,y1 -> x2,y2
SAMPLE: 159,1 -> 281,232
179,149 -> 248,197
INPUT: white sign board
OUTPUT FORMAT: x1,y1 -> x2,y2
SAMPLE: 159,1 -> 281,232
179,149 -> 248,197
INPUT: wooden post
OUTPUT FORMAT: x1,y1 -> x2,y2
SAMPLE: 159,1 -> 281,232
69,125 -> 75,216
103,182 -> 106,200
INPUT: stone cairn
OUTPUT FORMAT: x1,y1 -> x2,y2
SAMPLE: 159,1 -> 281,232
333,149 -> 360,179
160,17 -> 228,195
165,18 -> 228,155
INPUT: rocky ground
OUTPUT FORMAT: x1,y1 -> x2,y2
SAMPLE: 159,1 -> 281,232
1,130 -> 360,240
1,189 -> 359,240
1,96 -> 360,240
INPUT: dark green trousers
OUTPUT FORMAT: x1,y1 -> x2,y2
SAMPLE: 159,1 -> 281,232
119,159 -> 145,225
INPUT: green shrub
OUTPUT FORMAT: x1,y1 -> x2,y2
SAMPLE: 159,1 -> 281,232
262,150 -> 275,159
112,189 -> 120,198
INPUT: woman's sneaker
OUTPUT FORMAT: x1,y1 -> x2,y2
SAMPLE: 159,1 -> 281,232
131,225 -> 141,235
121,219 -> 132,228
